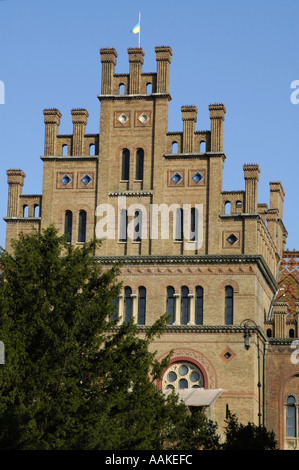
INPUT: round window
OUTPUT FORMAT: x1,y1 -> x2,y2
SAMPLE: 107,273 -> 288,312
163,362 -> 204,390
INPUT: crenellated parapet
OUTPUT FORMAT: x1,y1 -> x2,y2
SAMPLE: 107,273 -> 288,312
43,108 -> 98,157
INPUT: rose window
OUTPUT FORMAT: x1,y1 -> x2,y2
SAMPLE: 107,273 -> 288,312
162,362 -> 204,390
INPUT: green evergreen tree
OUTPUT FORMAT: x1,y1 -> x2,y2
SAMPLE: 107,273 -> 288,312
0,227 -> 220,450
223,410 -> 278,450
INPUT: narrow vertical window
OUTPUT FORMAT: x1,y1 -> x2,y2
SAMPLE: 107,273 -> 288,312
287,396 -> 296,438
78,210 -> 87,243
175,208 -> 183,241
181,286 -> 189,325
23,205 -> 28,217
135,148 -> 144,180
110,298 -> 119,322
167,287 -> 175,325
138,287 -> 146,325
62,144 -> 68,156
225,286 -> 234,325
195,286 -> 203,325
65,210 -> 72,243
124,287 -> 132,324
122,148 -> 130,180
119,209 -> 128,242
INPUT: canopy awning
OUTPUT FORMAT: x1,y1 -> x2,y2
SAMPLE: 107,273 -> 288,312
162,388 -> 225,407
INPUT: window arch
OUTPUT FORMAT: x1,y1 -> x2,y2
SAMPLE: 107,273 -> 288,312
124,287 -> 132,323
122,148 -> 130,181
138,286 -> 146,325
172,141 -> 178,153
190,207 -> 197,241
199,141 -> 206,153
62,144 -> 68,156
266,328 -> 272,338
78,210 -> 87,243
167,287 -> 175,325
64,210 -> 73,243
34,204 -> 40,217
224,201 -> 231,215
89,144 -> 95,156
225,286 -> 234,325
119,83 -> 125,95
135,148 -> 144,180
146,83 -> 152,94
133,210 -> 142,242
181,286 -> 189,325
289,329 -> 295,338
23,205 -> 28,217
195,286 -> 203,325
286,396 -> 296,438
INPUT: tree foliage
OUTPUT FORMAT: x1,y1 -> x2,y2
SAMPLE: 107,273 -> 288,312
223,410 -> 278,450
0,227 -> 221,450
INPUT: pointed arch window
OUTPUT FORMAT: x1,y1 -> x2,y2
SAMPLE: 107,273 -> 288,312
138,287 -> 146,325
124,287 -> 132,323
65,210 -> 73,243
135,148 -> 144,181
78,210 -> 87,243
167,287 -> 175,325
122,148 -> 130,181
195,286 -> 203,325
287,396 -> 296,438
225,286 -> 234,325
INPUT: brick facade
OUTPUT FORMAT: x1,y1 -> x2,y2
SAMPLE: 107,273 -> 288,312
4,46 -> 297,448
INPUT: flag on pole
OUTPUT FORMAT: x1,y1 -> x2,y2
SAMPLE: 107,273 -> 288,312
131,21 -> 140,34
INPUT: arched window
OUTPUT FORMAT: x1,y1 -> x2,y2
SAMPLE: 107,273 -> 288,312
200,141 -> 206,153
23,205 -> 28,217
195,286 -> 203,325
119,83 -> 125,95
138,287 -> 146,325
167,287 -> 175,325
124,287 -> 132,323
225,201 -> 231,215
175,208 -> 183,241
65,210 -> 73,243
110,298 -> 119,322
225,286 -> 234,325
289,329 -> 295,338
172,141 -> 178,153
135,148 -> 144,180
181,286 -> 189,325
133,210 -> 142,242
78,210 -> 87,243
266,328 -> 272,338
62,144 -> 68,156
119,209 -> 128,242
146,83 -> 152,94
122,148 -> 130,180
287,396 -> 296,437
34,204 -> 40,217
89,144 -> 95,156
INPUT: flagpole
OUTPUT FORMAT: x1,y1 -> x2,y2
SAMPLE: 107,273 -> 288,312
139,11 -> 141,48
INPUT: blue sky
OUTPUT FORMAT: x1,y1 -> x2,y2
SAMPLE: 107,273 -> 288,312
0,0 -> 298,250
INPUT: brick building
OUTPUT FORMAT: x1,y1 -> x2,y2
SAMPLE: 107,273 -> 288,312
3,46 -> 299,449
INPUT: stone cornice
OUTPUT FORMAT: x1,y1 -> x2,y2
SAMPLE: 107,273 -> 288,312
108,190 -> 153,197
164,152 -> 225,160
40,155 -> 98,162
97,93 -> 172,101
94,253 -> 278,292
268,338 -> 295,346
3,217 -> 41,223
